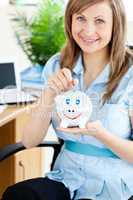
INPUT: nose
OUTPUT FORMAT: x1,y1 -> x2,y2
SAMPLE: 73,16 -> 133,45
68,109 -> 75,113
83,22 -> 96,35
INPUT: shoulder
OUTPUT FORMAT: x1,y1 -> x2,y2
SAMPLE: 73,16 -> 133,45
126,65 -> 133,93
41,53 -> 61,80
120,64 -> 133,94
125,64 -> 133,84
120,64 -> 133,109
110,64 -> 133,104
45,53 -> 61,67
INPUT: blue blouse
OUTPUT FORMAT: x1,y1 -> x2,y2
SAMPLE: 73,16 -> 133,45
42,53 -> 133,200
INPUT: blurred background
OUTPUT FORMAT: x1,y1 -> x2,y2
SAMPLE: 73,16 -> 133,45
0,0 -> 132,71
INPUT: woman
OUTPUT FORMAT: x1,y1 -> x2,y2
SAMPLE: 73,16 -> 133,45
2,0 -> 133,199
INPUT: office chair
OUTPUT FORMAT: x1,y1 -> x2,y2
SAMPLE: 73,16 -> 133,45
0,139 -> 63,170
129,45 -> 133,50
0,139 -> 70,200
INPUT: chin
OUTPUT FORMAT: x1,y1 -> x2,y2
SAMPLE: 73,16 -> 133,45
81,44 -> 108,54
81,47 -> 100,54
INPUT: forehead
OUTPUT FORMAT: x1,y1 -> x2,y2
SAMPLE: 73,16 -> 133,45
63,91 -> 85,99
75,1 -> 112,18
65,93 -> 81,99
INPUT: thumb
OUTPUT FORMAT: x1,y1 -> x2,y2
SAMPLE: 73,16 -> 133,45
68,79 -> 78,89
72,79 -> 79,86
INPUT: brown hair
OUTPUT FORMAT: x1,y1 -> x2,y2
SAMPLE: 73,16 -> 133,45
60,0 -> 133,103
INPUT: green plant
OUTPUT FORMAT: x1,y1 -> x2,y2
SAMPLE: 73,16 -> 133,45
14,0 -> 66,66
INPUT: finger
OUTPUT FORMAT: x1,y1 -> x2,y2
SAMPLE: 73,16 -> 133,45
86,122 -> 92,128
56,127 -> 88,134
57,71 -> 68,90
61,68 -> 72,83
72,79 -> 79,86
67,78 -> 79,90
53,76 -> 65,91
48,77 -> 64,94
56,127 -> 76,132
86,122 -> 98,132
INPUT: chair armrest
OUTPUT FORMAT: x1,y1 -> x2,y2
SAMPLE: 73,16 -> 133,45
0,141 -> 60,162
129,45 -> 133,50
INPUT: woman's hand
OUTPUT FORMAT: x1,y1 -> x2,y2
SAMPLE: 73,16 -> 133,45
56,120 -> 107,137
46,68 -> 78,97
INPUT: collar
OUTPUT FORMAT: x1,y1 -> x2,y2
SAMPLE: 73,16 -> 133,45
72,53 -> 110,85
72,54 -> 84,75
92,63 -> 110,85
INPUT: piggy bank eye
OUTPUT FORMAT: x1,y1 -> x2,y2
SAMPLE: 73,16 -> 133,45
76,99 -> 80,105
66,98 -> 70,104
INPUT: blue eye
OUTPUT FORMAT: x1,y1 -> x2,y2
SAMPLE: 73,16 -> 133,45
76,16 -> 85,22
66,98 -> 70,105
76,99 -> 80,105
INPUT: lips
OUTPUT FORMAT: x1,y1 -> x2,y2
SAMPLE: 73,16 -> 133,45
79,35 -> 100,44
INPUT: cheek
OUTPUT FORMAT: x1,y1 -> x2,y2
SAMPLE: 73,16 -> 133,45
105,23 -> 113,38
72,22 -> 81,38
100,26 -> 112,42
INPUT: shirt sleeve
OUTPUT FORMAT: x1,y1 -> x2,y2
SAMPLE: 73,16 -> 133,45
126,73 -> 133,135
41,53 -> 61,87
41,53 -> 61,132
124,68 -> 133,111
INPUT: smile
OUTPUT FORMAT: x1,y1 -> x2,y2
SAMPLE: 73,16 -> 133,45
64,113 -> 81,120
80,36 -> 100,44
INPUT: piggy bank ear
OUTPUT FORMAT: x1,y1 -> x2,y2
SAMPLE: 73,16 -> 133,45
54,94 -> 64,105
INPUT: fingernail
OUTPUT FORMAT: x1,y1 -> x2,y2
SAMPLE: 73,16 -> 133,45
74,79 -> 79,85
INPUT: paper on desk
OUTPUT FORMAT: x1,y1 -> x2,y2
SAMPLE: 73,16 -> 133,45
0,105 -> 7,114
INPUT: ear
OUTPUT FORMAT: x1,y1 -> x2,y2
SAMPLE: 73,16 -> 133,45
54,94 -> 64,105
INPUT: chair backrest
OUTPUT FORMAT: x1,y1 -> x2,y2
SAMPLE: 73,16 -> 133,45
129,45 -> 133,50
0,139 -> 63,170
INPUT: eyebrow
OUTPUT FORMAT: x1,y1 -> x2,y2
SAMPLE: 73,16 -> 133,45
94,15 -> 104,19
76,13 -> 104,19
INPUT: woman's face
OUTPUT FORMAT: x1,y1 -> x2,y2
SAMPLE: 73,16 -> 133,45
71,1 -> 113,54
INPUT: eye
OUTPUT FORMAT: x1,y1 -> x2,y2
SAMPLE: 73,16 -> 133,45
66,98 -> 70,105
95,19 -> 105,24
76,99 -> 80,105
76,15 -> 85,22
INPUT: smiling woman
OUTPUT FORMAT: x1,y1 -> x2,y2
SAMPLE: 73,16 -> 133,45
2,0 -> 133,200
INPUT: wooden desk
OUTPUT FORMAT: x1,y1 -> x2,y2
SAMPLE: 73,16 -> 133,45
0,104 -> 42,197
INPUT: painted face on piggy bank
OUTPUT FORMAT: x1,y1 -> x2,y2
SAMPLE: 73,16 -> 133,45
55,90 -> 92,128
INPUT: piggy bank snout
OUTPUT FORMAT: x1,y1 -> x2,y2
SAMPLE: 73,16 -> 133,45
65,104 -> 80,113
67,108 -> 76,113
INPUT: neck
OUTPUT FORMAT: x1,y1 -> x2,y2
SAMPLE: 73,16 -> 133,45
83,47 -> 110,74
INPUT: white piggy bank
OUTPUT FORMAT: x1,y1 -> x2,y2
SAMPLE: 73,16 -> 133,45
55,90 -> 92,128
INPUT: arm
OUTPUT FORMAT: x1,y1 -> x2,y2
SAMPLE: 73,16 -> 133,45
58,115 -> 133,163
95,114 -> 133,163
22,68 -> 76,148
22,89 -> 55,148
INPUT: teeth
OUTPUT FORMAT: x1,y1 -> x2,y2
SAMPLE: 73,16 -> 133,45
85,40 -> 95,42
82,38 -> 99,43
83,39 -> 97,42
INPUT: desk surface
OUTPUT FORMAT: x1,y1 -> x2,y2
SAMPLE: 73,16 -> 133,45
0,103 -> 36,127
0,103 -> 42,196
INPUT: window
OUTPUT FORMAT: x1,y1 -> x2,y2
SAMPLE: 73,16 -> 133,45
123,0 -> 133,21
122,0 -> 133,44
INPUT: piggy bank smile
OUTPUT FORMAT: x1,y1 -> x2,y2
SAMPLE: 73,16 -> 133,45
63,110 -> 82,120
